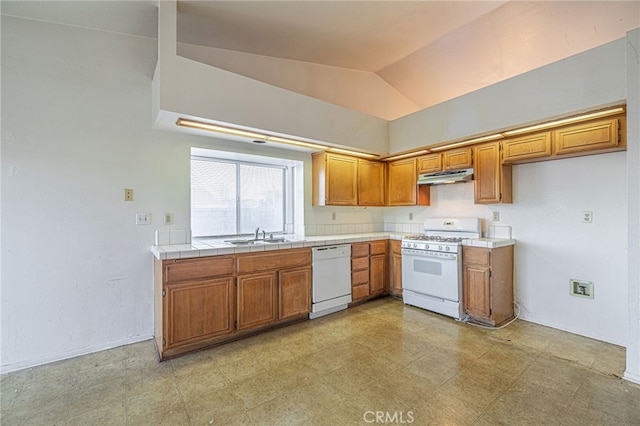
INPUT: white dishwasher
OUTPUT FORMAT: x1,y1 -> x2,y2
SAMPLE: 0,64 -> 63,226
310,244 -> 352,319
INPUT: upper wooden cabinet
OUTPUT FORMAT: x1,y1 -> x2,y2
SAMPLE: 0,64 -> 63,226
312,152 -> 384,206
443,148 -> 473,170
312,152 -> 358,206
554,117 -> 622,155
473,142 -> 512,204
387,158 -> 430,206
358,159 -> 386,206
502,132 -> 552,164
417,148 -> 473,173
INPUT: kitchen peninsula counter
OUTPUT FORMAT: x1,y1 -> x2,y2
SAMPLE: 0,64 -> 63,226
151,232 -> 403,260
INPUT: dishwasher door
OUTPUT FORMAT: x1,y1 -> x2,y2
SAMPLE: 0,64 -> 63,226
310,244 -> 352,319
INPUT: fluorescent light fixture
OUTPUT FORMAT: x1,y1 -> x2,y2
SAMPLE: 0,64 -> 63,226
328,147 -> 379,159
502,107 -> 624,136
430,134 -> 503,152
176,118 -> 266,140
384,150 -> 429,161
265,136 -> 328,150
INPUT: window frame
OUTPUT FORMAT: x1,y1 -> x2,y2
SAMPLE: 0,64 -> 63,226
191,155 -> 287,238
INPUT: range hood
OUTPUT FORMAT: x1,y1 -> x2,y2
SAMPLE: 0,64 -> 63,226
417,168 -> 474,185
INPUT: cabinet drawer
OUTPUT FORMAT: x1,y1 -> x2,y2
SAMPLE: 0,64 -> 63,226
352,283 -> 370,300
443,148 -> 473,170
351,256 -> 369,271
164,256 -> 235,284
463,247 -> 490,266
417,154 -> 442,173
351,243 -> 369,258
352,269 -> 369,286
370,241 -> 386,255
237,248 -> 311,274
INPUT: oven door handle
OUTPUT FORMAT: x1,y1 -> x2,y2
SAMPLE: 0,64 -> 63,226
401,249 -> 458,260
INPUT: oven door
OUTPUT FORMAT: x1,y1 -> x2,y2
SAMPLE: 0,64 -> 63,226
401,250 -> 460,301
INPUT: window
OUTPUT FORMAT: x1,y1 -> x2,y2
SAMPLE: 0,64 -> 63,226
191,157 -> 287,237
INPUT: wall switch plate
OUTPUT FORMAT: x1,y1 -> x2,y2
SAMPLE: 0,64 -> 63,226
582,211 -> 593,223
136,213 -> 151,225
164,213 -> 174,225
492,211 -> 500,221
124,188 -> 133,201
570,279 -> 594,299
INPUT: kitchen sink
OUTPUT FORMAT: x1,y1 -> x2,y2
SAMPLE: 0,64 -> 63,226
224,237 -> 290,245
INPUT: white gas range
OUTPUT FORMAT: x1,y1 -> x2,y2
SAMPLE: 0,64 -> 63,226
401,218 -> 481,320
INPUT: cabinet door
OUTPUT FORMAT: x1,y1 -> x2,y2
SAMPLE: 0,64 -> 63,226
279,267 -> 311,320
502,132 -> 552,164
358,159 -> 385,206
326,153 -> 358,206
554,118 -> 620,155
417,154 -> 442,173
463,263 -> 491,322
387,158 -> 417,206
473,142 -> 512,204
443,148 -> 473,170
164,277 -> 234,349
370,254 -> 386,295
237,272 -> 277,331
388,240 -> 402,296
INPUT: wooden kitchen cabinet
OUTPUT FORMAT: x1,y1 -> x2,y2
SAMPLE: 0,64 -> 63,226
443,147 -> 473,170
388,240 -> 403,297
417,153 -> 443,173
351,240 -> 387,302
462,245 -> 514,327
312,152 -> 358,206
473,142 -> 512,204
502,131 -> 552,164
554,117 -> 622,156
237,272 -> 277,331
358,159 -> 386,206
154,255 -> 235,358
279,266 -> 311,320
387,158 -> 430,206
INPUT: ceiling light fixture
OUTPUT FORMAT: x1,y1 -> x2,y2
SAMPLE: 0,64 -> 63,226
429,134 -> 504,152
502,107 -> 625,136
264,136 -> 328,150
383,150 -> 430,161
328,147 -> 380,159
176,118 -> 266,140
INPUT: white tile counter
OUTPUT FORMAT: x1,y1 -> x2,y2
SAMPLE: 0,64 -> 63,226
462,238 -> 515,249
151,232 -> 404,260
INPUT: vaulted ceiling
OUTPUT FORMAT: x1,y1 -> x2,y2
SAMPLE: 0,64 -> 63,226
3,1 -> 639,120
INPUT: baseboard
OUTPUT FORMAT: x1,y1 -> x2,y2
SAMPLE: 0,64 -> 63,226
623,370 -> 640,385
517,314 -> 626,347
0,334 -> 153,375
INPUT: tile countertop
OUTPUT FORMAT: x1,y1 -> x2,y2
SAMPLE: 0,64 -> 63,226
462,238 -> 515,248
151,232 -> 403,260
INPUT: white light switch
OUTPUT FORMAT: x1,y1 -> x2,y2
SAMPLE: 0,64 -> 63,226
136,213 -> 151,225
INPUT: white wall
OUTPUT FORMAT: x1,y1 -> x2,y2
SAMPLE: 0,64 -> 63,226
384,37 -> 630,345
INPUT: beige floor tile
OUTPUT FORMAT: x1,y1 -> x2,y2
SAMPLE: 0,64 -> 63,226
1,298 -> 636,426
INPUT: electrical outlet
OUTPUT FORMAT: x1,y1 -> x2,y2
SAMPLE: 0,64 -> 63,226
136,213 -> 151,225
492,211 -> 500,221
124,188 -> 133,201
582,211 -> 593,223
332,212 -> 336,221
409,213 -> 414,220
570,279 -> 594,299
164,213 -> 174,225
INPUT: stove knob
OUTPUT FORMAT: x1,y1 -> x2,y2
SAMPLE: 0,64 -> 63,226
438,245 -> 443,251
412,243 -> 417,248
445,246 -> 450,251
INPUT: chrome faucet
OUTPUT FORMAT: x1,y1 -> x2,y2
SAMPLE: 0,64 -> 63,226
262,230 -> 266,240
255,227 -> 260,240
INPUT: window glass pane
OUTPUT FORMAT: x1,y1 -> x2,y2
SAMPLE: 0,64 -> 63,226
239,164 -> 284,234
191,159 -> 237,237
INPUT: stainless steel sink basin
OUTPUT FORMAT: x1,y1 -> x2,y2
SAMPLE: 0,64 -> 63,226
224,238 -> 289,245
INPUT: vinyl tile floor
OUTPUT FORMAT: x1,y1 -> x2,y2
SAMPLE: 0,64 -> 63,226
2,298 -> 639,425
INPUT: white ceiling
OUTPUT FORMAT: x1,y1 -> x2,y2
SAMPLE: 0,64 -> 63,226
3,1 -> 639,120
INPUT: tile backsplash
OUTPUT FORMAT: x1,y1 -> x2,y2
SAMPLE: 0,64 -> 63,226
156,229 -> 192,245
296,222 -> 384,236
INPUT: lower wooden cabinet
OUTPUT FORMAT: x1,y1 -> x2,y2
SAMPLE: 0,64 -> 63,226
237,272 -> 277,331
462,245 -> 514,327
164,277 -> 234,350
279,267 -> 311,320
155,248 -> 312,360
351,240 -> 387,301
388,240 -> 403,297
